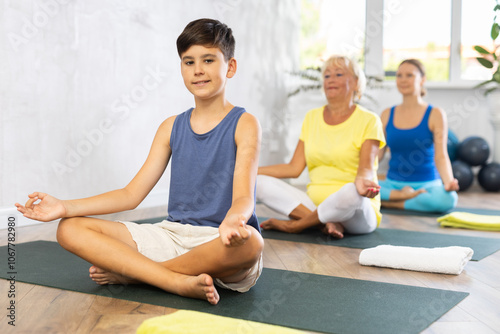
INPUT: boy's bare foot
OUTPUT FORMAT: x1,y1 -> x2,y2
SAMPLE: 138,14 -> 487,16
321,222 -> 344,239
260,218 -> 296,233
390,186 -> 426,200
178,274 -> 220,305
89,266 -> 139,285
90,266 -> 219,305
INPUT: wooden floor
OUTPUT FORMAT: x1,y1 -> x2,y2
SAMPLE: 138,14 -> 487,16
1,186 -> 500,334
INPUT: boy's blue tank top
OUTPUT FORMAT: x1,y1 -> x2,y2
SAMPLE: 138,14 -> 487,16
386,105 -> 440,182
166,106 -> 260,232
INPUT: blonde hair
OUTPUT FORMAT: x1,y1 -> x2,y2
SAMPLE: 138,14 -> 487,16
399,59 -> 427,97
321,55 -> 366,101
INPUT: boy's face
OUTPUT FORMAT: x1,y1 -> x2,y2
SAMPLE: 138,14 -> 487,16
180,45 -> 236,101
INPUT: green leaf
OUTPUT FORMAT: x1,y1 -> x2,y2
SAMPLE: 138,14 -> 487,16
485,87 -> 499,95
474,80 -> 494,89
474,45 -> 491,54
287,89 -> 301,97
494,4 -> 500,11
491,22 -> 500,40
477,57 -> 494,68
493,70 -> 500,82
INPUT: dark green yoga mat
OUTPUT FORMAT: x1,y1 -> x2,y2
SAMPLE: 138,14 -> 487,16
381,206 -> 500,217
261,226 -> 500,261
135,217 -> 500,261
1,241 -> 468,334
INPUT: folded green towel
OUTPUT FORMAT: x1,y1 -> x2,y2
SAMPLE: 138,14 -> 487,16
438,212 -> 500,231
136,310 -> 304,334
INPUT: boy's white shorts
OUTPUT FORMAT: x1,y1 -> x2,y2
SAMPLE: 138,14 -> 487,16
120,220 -> 263,293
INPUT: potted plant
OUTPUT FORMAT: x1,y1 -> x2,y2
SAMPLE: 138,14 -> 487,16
474,1 -> 500,95
474,1 -> 500,161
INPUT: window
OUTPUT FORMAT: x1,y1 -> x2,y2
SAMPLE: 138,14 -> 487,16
300,0 -> 495,85
300,0 -> 366,69
461,0 -> 497,80
382,0 -> 451,81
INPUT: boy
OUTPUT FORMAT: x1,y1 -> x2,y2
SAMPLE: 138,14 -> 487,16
15,18 -> 263,305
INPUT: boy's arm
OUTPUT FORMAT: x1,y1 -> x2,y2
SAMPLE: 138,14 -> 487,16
16,117 -> 176,221
219,112 -> 261,246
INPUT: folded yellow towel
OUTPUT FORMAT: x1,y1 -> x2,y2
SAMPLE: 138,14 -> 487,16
136,310 -> 304,334
437,212 -> 500,231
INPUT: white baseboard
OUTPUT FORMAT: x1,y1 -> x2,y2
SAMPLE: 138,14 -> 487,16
0,207 -> 41,229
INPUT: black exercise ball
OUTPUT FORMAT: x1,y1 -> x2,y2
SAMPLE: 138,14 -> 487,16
452,160 -> 474,191
457,136 -> 490,166
477,162 -> 500,192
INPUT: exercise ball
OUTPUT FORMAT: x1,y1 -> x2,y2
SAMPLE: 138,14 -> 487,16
447,130 -> 459,161
457,136 -> 490,166
477,162 -> 500,192
452,160 -> 474,191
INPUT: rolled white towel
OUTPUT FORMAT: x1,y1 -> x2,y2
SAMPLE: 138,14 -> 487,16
359,245 -> 474,275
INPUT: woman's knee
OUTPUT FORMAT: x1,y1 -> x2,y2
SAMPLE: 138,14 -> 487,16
256,175 -> 271,191
427,187 -> 457,212
407,188 -> 457,213
338,183 -> 364,207
256,175 -> 279,201
435,190 -> 458,212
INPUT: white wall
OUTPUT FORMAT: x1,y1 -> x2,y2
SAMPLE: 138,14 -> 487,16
0,0 -> 300,227
1,0 -> 493,228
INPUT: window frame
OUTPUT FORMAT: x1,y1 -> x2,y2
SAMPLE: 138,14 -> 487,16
364,0 -> 481,89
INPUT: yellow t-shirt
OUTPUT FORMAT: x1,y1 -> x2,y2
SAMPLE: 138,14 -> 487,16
299,105 -> 386,223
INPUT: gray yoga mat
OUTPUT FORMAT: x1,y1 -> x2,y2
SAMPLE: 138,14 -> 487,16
0,241 -> 468,334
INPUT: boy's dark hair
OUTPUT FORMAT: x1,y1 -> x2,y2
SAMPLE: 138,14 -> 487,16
176,18 -> 235,61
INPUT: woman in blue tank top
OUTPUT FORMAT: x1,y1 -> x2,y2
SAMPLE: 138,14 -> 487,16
378,59 -> 459,213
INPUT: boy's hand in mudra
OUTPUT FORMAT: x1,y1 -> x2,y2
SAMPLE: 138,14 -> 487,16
219,214 -> 251,247
15,192 -> 67,222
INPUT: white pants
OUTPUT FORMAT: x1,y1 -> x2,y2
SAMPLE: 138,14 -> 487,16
256,175 -> 377,234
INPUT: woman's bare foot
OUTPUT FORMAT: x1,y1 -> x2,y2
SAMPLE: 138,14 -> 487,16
390,186 -> 426,200
89,266 -> 139,285
260,218 -> 299,233
321,222 -> 345,239
178,274 -> 220,305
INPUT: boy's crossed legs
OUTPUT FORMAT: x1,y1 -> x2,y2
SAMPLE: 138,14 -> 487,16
56,217 -> 263,305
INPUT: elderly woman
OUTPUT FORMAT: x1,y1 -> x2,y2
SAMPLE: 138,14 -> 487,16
378,59 -> 458,213
257,55 -> 386,238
